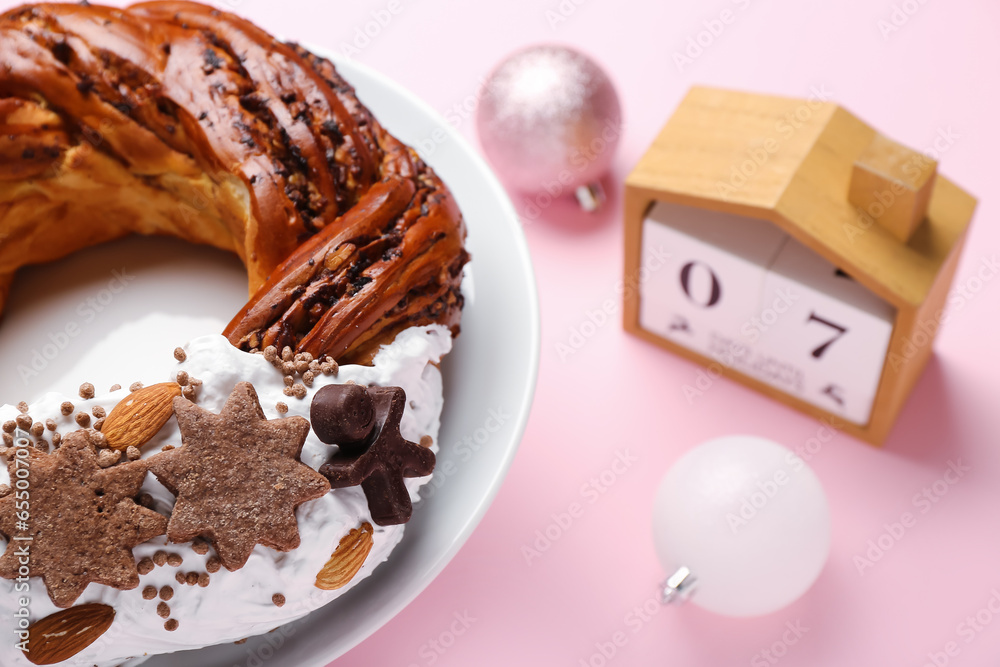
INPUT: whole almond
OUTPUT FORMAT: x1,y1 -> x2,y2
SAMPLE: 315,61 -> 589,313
103,382 -> 182,451
315,522 -> 374,590
24,603 -> 115,665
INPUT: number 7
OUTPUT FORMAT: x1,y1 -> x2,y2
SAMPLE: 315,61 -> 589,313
806,312 -> 848,358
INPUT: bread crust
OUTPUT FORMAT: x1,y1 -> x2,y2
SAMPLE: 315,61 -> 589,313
0,1 -> 468,363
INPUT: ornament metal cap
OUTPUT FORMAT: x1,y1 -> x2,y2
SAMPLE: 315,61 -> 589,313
660,566 -> 697,605
575,183 -> 606,212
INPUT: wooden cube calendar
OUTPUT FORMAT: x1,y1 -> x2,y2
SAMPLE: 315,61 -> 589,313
624,87 -> 977,445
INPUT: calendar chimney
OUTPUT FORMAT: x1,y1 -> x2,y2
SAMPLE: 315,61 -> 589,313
848,133 -> 937,243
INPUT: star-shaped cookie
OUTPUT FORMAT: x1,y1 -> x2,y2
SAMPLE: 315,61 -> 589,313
314,385 -> 436,526
0,430 -> 167,608
150,382 -> 330,571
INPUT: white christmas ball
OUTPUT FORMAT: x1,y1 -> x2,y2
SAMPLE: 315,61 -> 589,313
652,436 -> 831,617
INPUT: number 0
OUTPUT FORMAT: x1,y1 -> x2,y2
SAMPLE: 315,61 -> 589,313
679,261 -> 721,308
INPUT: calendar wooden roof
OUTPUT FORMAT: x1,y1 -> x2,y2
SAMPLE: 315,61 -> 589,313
625,86 -> 977,309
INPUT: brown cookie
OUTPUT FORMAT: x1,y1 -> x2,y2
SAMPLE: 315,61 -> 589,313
150,382 -> 330,571
0,430 -> 167,608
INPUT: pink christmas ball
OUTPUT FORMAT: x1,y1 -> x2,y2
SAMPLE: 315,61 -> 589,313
476,45 -> 622,195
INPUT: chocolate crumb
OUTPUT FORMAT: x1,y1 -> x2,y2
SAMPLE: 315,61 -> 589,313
157,602 -> 170,618
92,406 -> 106,419
271,593 -> 285,607
153,551 -> 168,567
15,414 -> 32,430
302,371 -> 316,387
419,435 -> 433,448
160,586 -> 174,601
174,347 -> 187,362
51,432 -> 61,446
198,572 -> 210,587
89,429 -> 107,448
75,412 -> 91,428
275,402 -> 288,414
176,371 -> 189,386
283,376 -> 294,387
206,556 -> 221,573
0,484 -> 10,497
291,384 -> 307,399
130,382 -> 144,392
167,553 -> 183,567
45,419 -> 56,431
2,421 -> 15,434
93,418 -> 105,432
126,446 -> 142,461
281,361 -> 296,376
16,401 -> 28,414
1,433 -> 12,447
162,444 -> 175,452
263,346 -> 278,363
142,585 -> 157,599
79,383 -> 95,399
164,618 -> 179,631
30,422 -> 44,437
138,558 -> 155,575
182,385 -> 197,401
308,360 -> 322,373
192,539 -> 209,555
110,384 -> 122,392
282,386 -> 294,397
60,401 -> 74,416
294,360 -> 310,374
281,346 -> 293,362
139,493 -> 155,509
34,440 -> 49,454
190,377 -> 202,387
97,448 -> 120,468
186,572 -> 199,585
175,571 -> 186,585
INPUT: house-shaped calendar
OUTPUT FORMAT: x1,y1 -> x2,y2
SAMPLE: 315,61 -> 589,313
623,86 -> 977,445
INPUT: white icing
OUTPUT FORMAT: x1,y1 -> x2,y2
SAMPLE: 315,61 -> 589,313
0,326 -> 451,666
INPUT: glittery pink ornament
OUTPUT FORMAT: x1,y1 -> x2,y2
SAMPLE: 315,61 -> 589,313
476,45 -> 622,211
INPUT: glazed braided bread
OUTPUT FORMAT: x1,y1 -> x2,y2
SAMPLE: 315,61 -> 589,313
0,1 -> 468,363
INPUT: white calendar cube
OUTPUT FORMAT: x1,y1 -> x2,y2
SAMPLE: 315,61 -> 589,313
639,201 -> 787,362
756,239 -> 896,425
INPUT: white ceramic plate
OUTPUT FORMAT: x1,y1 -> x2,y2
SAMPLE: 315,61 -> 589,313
0,52 -> 539,665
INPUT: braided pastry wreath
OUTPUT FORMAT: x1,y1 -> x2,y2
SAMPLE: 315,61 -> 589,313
0,2 -> 470,665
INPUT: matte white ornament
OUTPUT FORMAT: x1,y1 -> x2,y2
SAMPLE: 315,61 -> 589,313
652,436 -> 831,617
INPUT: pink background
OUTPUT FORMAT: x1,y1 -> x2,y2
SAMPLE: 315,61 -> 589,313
5,0 -> 1000,665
